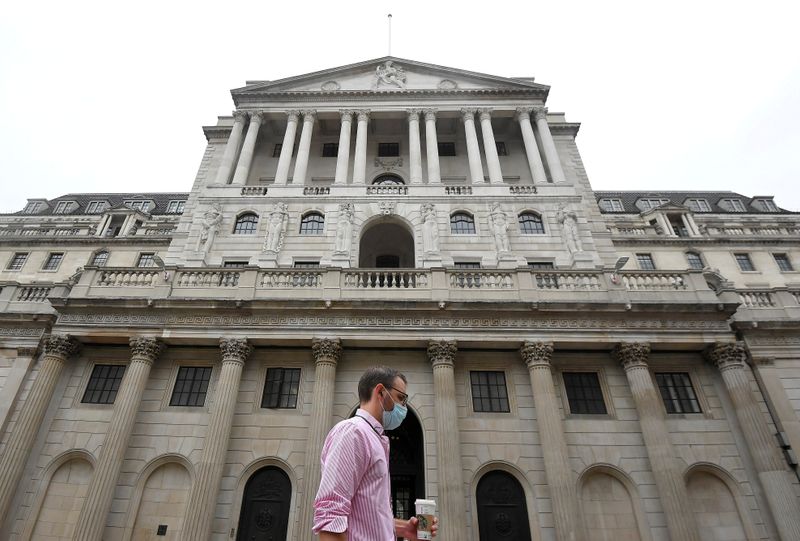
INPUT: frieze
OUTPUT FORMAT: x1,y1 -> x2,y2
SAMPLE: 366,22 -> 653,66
748,336 -> 800,346
0,327 -> 45,337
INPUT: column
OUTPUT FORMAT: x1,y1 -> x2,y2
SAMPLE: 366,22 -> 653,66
519,342 -> 583,541
427,340 -> 467,541
424,110 -> 441,184
0,347 -> 37,436
73,338 -> 165,541
214,111 -> 248,184
478,108 -> 503,184
705,342 -> 800,540
274,110 -> 300,185
461,108 -> 484,184
182,338 -> 253,541
231,111 -> 263,185
407,109 -> 423,183
516,107 -> 548,184
292,110 -> 316,186
613,343 -> 701,541
298,338 -> 342,540
334,111 -> 353,185
533,107 -> 566,183
0,334 -> 80,519
352,110 -> 370,184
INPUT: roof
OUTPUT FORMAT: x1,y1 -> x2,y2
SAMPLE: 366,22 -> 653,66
594,191 -> 796,215
6,192 -> 190,216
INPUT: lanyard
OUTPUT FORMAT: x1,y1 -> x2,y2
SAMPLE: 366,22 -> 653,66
355,414 -> 384,438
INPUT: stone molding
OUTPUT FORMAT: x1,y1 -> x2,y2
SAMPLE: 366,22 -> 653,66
520,341 -> 553,369
427,339 -> 457,368
311,337 -> 342,366
0,327 -> 45,337
42,334 -> 80,360
704,342 -> 747,372
533,107 -> 548,121
219,338 -> 253,365
613,342 -> 650,371
129,337 -> 165,364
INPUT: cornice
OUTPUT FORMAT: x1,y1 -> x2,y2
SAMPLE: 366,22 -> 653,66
549,123 -> 581,137
204,125 -> 233,141
0,236 -> 173,246
610,235 -> 800,246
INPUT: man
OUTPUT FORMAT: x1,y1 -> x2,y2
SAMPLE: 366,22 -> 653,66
313,366 -> 439,540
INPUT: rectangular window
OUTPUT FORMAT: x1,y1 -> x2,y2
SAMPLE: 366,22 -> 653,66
495,142 -> 508,156
378,142 -> 400,157
685,198 -> 711,212
7,252 -> 28,270
723,199 -> 746,212
125,200 -> 147,211
437,142 -> 456,156
166,200 -> 186,213
262,367 -> 301,408
42,253 -> 64,271
170,366 -> 212,407
773,253 -> 794,271
23,202 -> 42,214
655,372 -> 701,414
686,252 -> 704,270
91,251 -> 109,267
563,372 -> 607,414
735,253 -> 755,271
223,261 -> 248,268
636,253 -> 656,270
454,262 -> 481,269
669,216 -> 689,237
81,364 -> 126,404
54,201 -> 72,214
639,198 -> 668,210
272,143 -> 283,157
599,198 -> 624,212
528,262 -> 555,270
136,253 -> 156,268
293,261 -> 320,268
86,201 -> 106,214
760,199 -> 778,211
322,143 -> 339,157
470,371 -> 510,412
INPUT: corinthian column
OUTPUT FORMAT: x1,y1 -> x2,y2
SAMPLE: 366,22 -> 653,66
334,111 -> 353,185
353,110 -> 370,184
182,338 -> 253,541
520,342 -> 583,541
478,109 -> 503,184
74,337 -> 165,541
427,340 -> 467,541
461,108 -> 484,184
424,109 -> 441,184
516,107 -> 548,184
407,109 -> 423,183
533,107 -> 566,183
214,111 -> 248,184
298,338 -> 342,540
613,343 -> 700,541
231,111 -> 263,185
292,110 -> 316,186
275,110 -> 300,185
705,342 -> 800,540
0,334 -> 80,519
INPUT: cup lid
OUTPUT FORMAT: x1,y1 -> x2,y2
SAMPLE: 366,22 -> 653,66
414,499 -> 436,506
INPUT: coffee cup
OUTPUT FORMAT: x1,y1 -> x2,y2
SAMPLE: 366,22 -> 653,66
414,498 -> 436,540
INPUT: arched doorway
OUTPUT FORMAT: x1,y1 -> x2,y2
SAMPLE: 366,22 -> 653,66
373,174 -> 405,185
476,470 -> 532,541
236,466 -> 292,541
358,219 -> 415,268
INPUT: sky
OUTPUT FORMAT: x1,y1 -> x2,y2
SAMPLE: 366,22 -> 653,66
1,0 -> 799,212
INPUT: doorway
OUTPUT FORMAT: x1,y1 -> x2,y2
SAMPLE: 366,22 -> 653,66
358,220 -> 415,268
236,466 -> 292,541
476,470 -> 532,541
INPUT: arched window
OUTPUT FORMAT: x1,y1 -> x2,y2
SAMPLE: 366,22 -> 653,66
90,250 -> 109,267
233,213 -> 258,234
299,212 -> 325,234
450,212 -> 476,234
372,174 -> 405,185
686,251 -> 704,270
518,212 -> 545,234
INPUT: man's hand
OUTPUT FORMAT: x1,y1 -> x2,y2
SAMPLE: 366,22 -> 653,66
395,516 -> 439,540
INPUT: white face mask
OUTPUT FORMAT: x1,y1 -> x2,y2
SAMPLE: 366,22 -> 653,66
380,388 -> 408,430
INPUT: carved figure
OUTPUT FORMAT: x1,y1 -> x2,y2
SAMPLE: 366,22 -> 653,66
196,203 -> 223,253
263,202 -> 288,253
557,206 -> 583,253
334,203 -> 354,254
374,60 -> 407,89
489,202 -> 510,253
421,203 -> 439,254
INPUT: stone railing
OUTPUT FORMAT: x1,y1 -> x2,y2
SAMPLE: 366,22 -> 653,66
509,186 -> 537,195
344,270 -> 429,289
96,269 -> 160,287
532,271 -> 602,290
15,286 -> 53,302
738,290 -> 775,308
143,226 -> 176,235
303,187 -> 330,195
621,272 -> 688,290
366,185 -> 408,195
260,270 -> 323,288
0,227 -> 91,237
175,270 -> 240,288
241,186 -> 268,196
449,271 -> 514,289
444,186 -> 473,195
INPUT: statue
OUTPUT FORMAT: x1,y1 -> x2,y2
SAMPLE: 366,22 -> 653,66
196,203 -> 223,253
374,60 -> 407,89
263,202 -> 288,253
334,203 -> 354,254
489,202 -> 511,253
557,206 -> 583,254
421,203 -> 439,254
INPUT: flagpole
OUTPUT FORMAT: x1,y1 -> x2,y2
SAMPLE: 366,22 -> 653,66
388,13 -> 392,56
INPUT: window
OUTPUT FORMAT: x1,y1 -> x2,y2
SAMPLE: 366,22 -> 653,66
495,142 -> 508,156
7,252 -> 28,270
437,142 -> 456,156
86,201 -> 106,214
136,253 -> 156,268
82,364 -> 126,404
124,200 -> 148,211
454,262 -> 481,269
170,366 -> 212,407
636,253 -> 656,270
322,143 -> 339,157
669,216 -> 689,237
54,201 -> 72,214
722,198 -> 746,212
599,198 -> 624,212
23,201 -> 42,214
299,212 -> 325,234
91,251 -> 109,267
655,372 -> 701,414
233,213 -> 259,234
518,212 -> 545,234
470,371 -> 510,413
450,212 -> 476,234
372,175 -> 405,185
685,198 -> 711,212
262,368 -> 301,408
42,253 -> 64,271
272,143 -> 283,157
223,261 -> 248,268
294,261 -> 320,268
378,143 -> 399,157
735,253 -> 755,271
638,198 -> 669,210
166,200 -> 186,213
773,253 -> 794,272
563,372 -> 607,414
528,261 -> 555,270
759,199 -> 778,211
686,252 -> 704,270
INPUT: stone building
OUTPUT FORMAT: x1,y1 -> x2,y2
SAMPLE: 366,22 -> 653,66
0,57 -> 799,541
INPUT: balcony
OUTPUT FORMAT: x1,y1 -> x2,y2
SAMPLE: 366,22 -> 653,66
0,282 -> 69,314
732,288 -> 800,324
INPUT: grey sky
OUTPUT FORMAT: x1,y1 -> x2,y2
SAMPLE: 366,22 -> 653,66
1,0 -> 798,212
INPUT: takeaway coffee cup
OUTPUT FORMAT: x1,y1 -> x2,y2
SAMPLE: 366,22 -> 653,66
414,498 -> 436,540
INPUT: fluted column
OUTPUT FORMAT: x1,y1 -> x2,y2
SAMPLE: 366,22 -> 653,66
533,107 -> 566,183
182,338 -> 253,541
520,342 -> 583,541
334,111 -> 353,185
0,334 -> 80,519
291,110 -> 316,186
427,340 -> 467,541
298,338 -> 342,540
274,110 -> 300,185
706,342 -> 800,540
73,337 -> 165,541
407,109 -> 423,183
461,108 -> 484,184
214,111 -> 248,184
231,111 -> 263,185
478,108 -> 503,184
424,109 -> 441,184
516,107 -> 548,184
352,110 -> 370,184
613,343 -> 700,541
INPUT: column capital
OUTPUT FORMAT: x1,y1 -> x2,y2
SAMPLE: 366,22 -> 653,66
249,111 -> 264,123
704,342 -> 747,372
427,339 -> 457,368
460,108 -> 477,121
478,108 -> 493,121
232,110 -> 249,122
533,107 -> 548,121
311,337 -> 342,367
301,109 -> 317,121
129,337 -> 165,365
286,110 -> 301,122
515,107 -> 534,120
219,338 -> 253,365
356,110 -> 371,122
42,334 -> 80,360
613,342 -> 650,371
407,108 -> 421,120
423,109 -> 437,121
339,109 -> 354,121
520,341 -> 553,369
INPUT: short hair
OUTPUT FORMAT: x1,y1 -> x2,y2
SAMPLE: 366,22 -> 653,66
358,366 -> 407,403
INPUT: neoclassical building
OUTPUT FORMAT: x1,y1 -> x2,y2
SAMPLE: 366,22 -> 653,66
1,57 -> 799,541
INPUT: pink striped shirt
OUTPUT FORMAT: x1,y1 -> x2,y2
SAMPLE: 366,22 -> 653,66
313,408 -> 394,540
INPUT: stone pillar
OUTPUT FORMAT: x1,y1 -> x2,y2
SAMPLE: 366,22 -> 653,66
0,334 -> 80,519
182,338 -> 253,541
424,109 -> 441,184
613,343 -> 701,541
461,108 -> 484,184
533,107 -> 566,183
516,107 -> 548,184
352,110 -> 370,184
0,347 -> 38,437
478,108 -> 503,184
334,111 -> 353,185
274,110 -> 300,185
407,109 -> 423,184
705,342 -> 800,540
298,338 -> 342,540
214,111 -> 248,184
427,340 -> 467,541
73,337 -> 165,541
291,110 -> 316,186
231,111 -> 263,185
520,342 -> 583,541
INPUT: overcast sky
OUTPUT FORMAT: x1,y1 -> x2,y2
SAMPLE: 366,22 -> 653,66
1,0 -> 798,212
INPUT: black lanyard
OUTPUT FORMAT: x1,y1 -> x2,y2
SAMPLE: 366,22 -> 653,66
355,414 -> 384,439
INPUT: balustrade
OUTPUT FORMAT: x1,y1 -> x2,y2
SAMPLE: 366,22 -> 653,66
739,290 -> 775,308
240,186 -> 268,196
444,186 -> 472,195
621,272 -> 688,290
449,271 -> 514,289
303,186 -> 330,195
259,270 -> 322,288
344,270 -> 428,289
508,185 -> 537,195
15,286 -> 52,302
366,185 -> 408,195
176,270 -> 240,288
96,269 -> 159,287
533,271 -> 602,290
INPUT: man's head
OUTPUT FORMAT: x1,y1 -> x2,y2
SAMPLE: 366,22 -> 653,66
358,366 -> 408,410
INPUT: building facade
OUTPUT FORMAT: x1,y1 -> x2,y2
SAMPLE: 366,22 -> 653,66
0,57 -> 799,541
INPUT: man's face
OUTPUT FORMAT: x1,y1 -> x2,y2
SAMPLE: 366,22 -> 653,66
380,376 -> 408,410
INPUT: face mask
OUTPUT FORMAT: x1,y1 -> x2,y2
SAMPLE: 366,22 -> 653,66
380,388 -> 408,430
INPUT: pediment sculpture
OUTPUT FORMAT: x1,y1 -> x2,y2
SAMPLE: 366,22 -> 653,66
373,60 -> 407,89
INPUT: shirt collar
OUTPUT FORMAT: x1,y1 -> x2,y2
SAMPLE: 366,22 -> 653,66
356,408 -> 385,436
